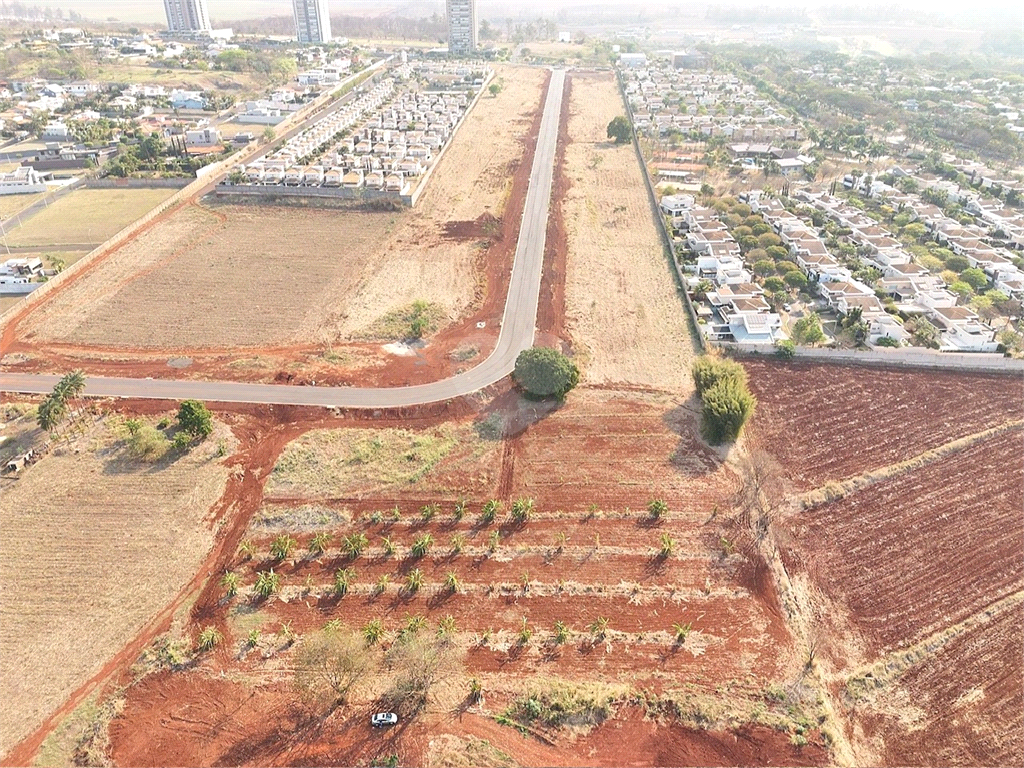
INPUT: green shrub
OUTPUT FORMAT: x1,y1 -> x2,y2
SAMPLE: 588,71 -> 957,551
513,347 -> 580,399
177,399 -> 213,438
774,339 -> 796,359
700,377 -> 757,445
874,335 -> 900,348
126,425 -> 170,462
691,356 -> 747,396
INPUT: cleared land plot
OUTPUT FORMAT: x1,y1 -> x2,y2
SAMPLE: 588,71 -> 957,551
0,413 -> 233,755
782,427 -> 1023,653
2,188 -> 176,247
17,66 -> 546,351
863,604 -> 1024,767
561,74 -> 698,393
267,422 -> 502,500
0,192 -> 46,222
744,360 -> 1024,487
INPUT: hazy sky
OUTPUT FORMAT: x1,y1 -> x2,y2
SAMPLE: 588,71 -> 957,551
17,0 -> 1024,23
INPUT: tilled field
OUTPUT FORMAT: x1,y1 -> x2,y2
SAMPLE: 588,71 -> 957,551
743,359 -> 1024,488
99,393 -> 823,767
863,602 -> 1023,767
780,427 -> 1024,653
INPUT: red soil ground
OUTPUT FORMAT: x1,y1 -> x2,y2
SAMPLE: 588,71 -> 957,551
779,427 -> 1024,654
109,674 -> 824,768
743,359 -> 1023,489
865,605 -> 1024,767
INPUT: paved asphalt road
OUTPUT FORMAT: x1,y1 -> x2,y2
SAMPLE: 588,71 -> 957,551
0,70 -> 567,409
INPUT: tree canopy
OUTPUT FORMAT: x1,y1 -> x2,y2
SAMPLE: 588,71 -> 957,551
513,347 -> 580,399
177,400 -> 214,438
606,115 -> 632,144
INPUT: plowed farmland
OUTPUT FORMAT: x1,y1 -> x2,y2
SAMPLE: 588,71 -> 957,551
859,601 -> 1024,767
99,393 -> 827,767
744,360 -> 1024,767
743,359 -> 1024,487
780,426 -> 1024,653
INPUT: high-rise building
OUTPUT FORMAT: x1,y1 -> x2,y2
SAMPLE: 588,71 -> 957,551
293,0 -> 332,44
163,0 -> 211,33
446,0 -> 477,55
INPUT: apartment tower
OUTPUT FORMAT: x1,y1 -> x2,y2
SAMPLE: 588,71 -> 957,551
163,0 -> 211,33
293,0 -> 333,44
446,0 -> 477,55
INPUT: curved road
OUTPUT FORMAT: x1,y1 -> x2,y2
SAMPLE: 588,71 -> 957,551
0,70 -> 566,409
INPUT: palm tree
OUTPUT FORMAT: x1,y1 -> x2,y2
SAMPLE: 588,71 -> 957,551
481,499 -> 500,524
672,621 -> 693,644
659,534 -> 675,558
647,499 -> 668,520
553,621 -> 570,644
517,617 -> 533,645
450,533 -> 467,554
308,532 -> 332,557
220,571 -> 239,597
343,532 -> 369,558
363,619 -> 384,645
334,567 -> 355,597
35,394 -> 64,437
510,497 -> 534,523
437,615 -> 457,639
197,626 -> 222,651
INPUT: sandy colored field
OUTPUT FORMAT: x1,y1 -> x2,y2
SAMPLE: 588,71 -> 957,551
0,411 -> 234,757
267,422 -> 501,499
561,74 -> 698,393
0,192 -> 46,222
17,65 -> 545,351
2,189 -> 176,248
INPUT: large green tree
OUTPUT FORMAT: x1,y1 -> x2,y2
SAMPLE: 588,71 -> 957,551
513,347 -> 580,399
177,399 -> 214,438
606,116 -> 632,144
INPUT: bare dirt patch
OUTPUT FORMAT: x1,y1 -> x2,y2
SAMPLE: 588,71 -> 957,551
0,409 -> 234,756
560,73 -> 698,393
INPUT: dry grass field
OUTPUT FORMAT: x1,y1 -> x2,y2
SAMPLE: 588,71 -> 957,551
17,65 -> 546,351
561,74 -> 698,394
0,411 -> 234,756
0,192 -> 46,223
2,189 -> 176,248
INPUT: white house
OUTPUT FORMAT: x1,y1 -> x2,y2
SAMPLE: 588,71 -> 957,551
41,121 -> 71,141
185,127 -> 221,147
